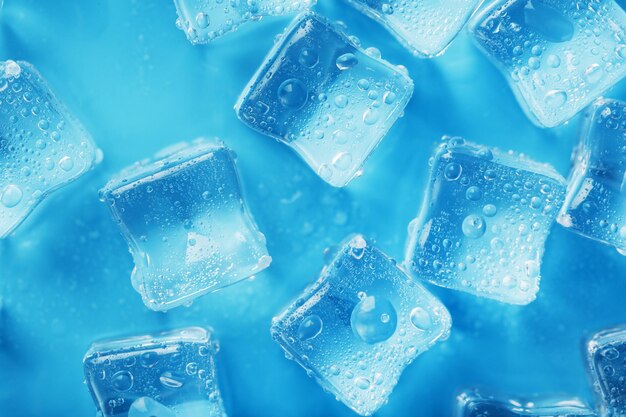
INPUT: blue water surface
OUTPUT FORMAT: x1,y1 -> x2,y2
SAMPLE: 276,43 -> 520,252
1,1 -> 626,416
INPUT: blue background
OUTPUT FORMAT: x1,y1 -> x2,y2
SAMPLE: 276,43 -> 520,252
1,1 -> 626,416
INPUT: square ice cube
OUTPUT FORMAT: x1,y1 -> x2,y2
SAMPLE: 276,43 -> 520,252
0,60 -> 99,238
83,327 -> 226,417
100,139 -> 271,311
343,0 -> 483,57
457,390 -> 596,417
586,326 -> 626,417
235,12 -> 414,187
270,235 -> 451,416
558,98 -> 626,253
174,0 -> 316,44
404,137 -> 566,304
469,0 -> 626,127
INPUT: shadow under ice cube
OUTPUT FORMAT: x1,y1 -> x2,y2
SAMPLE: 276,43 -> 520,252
83,327 -> 226,417
343,0 -> 483,57
235,12 -> 414,187
470,0 -> 626,127
457,389 -> 596,417
271,235 -> 451,416
404,137 -> 566,304
173,0 -> 316,44
0,60 -> 99,238
558,98 -> 626,254
100,139 -> 271,311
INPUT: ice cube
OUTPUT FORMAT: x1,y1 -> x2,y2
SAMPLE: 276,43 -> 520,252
235,12 -> 414,187
586,326 -> 626,417
0,60 -> 99,238
271,235 -> 451,416
99,138 -> 271,311
469,0 -> 626,127
457,389 -> 596,416
404,137 -> 566,304
83,327 -> 226,417
558,98 -> 626,254
343,0 -> 483,57
173,0 -> 316,44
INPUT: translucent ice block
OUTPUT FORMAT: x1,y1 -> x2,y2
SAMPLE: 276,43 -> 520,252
271,235 -> 451,416
558,99 -> 626,253
0,60 -> 99,238
100,139 -> 271,311
235,12 -> 414,187
343,0 -> 483,57
469,0 -> 626,128
83,327 -> 226,417
173,0 -> 316,44
404,137 -> 566,304
457,390 -> 596,417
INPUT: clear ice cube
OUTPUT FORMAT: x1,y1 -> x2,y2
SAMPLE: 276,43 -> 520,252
403,137 -> 566,304
558,98 -> 626,253
469,0 -> 626,127
83,327 -> 227,417
0,60 -> 99,238
343,0 -> 483,57
173,0 -> 316,44
235,12 -> 414,187
457,390 -> 596,417
270,235 -> 451,416
100,138 -> 271,311
587,326 -> 626,417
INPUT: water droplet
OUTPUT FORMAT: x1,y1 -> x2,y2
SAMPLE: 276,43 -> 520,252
444,162 -> 462,181
351,295 -> 397,344
482,204 -> 497,217
332,152 -> 352,171
409,307 -> 433,330
465,186 -> 483,201
545,90 -> 567,108
111,370 -> 133,392
277,79 -> 308,110
355,377 -> 371,390
1,184 -> 23,208
195,12 -> 210,28
602,347 -> 620,360
336,53 -> 358,70
140,351 -> 159,368
334,94 -> 349,108
59,156 -> 74,171
363,108 -> 380,125
547,54 -> 561,68
129,397 -> 175,417
462,215 -> 486,238
298,48 -> 319,68
584,63 -> 603,84
159,371 -> 185,389
297,315 -> 323,341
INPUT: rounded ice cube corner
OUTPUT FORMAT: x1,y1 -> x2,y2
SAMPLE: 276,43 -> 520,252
403,136 -> 566,305
99,138 -> 271,312
269,234 -> 452,416
467,0 -> 626,128
0,59 -> 100,239
234,11 -> 414,188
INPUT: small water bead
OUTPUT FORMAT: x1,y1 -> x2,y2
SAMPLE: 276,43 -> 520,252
357,79 -> 370,90
462,215 -> 487,238
195,12 -> 210,29
1,184 -> 23,208
277,79 -> 308,110
545,90 -> 567,108
602,347 -> 620,360
140,351 -> 159,368
332,130 -> 348,145
332,152 -> 352,171
38,119 -> 49,131
355,377 -> 371,390
363,108 -> 380,125
334,94 -> 348,108
466,186 -> 483,201
351,295 -> 397,344
298,48 -> 319,68
383,91 -> 396,105
111,370 -> 133,392
483,204 -> 497,217
59,156 -> 74,171
409,307 -> 432,331
584,63 -> 604,84
329,365 -> 340,376
444,162 -> 462,181
336,53 -> 358,70
547,54 -> 561,68
297,315 -> 323,341
159,371 -> 185,389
